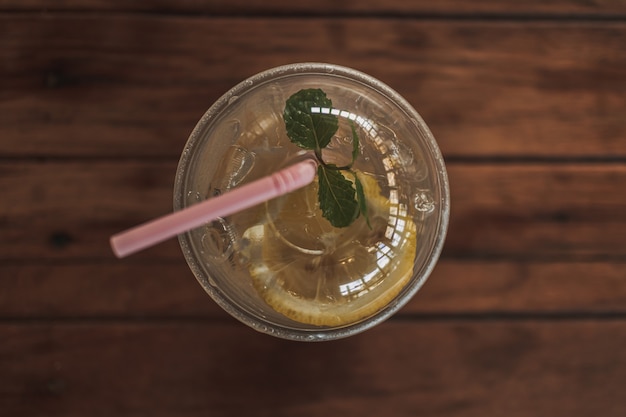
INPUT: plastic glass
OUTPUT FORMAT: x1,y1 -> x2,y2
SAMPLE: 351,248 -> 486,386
174,63 -> 450,341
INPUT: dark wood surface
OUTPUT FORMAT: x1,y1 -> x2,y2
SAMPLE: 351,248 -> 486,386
2,2 -> 626,416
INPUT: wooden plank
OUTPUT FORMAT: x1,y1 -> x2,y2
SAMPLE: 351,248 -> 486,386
1,16 -> 625,158
445,163 -> 626,258
0,262 -> 225,319
1,321 -> 625,416
2,162 -> 626,260
1,261 -> 625,317
0,161 -> 178,260
419,260 -> 626,314
2,0 -> 626,14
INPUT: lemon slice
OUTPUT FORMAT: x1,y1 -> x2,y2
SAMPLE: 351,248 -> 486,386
243,170 -> 417,327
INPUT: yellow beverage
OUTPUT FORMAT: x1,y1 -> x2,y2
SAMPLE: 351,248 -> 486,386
175,63 -> 449,341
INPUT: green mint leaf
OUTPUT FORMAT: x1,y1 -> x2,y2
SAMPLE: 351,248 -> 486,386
284,89 -> 338,151
317,165 -> 359,228
283,88 -> 369,228
353,172 -> 371,229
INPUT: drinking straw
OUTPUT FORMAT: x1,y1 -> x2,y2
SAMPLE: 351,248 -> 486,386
110,159 -> 317,258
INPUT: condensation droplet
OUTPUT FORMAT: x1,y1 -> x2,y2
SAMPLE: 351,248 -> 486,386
414,190 -> 435,213
186,191 -> 203,204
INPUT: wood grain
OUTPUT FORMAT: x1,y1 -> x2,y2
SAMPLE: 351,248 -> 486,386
1,321 -> 625,417
2,161 -> 625,260
1,16 -> 625,158
2,5 -> 626,417
446,163 -> 626,258
2,0 -> 626,14
0,161 -> 178,260
1,261 -> 625,318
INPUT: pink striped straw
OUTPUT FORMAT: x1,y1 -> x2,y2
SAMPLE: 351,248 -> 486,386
110,159 -> 317,258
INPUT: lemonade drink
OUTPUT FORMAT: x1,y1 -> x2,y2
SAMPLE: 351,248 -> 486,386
174,63 -> 449,341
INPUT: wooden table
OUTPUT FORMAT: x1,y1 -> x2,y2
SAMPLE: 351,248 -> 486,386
2,2 -> 626,416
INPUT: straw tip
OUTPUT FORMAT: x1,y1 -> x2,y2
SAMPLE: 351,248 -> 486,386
110,235 -> 128,258
300,157 -> 318,176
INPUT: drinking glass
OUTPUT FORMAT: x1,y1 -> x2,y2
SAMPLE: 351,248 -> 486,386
174,63 -> 449,341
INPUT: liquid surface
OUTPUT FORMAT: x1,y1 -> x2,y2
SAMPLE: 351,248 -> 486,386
191,76 -> 435,327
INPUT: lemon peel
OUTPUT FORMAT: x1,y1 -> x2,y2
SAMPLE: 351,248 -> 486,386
244,170 -> 417,327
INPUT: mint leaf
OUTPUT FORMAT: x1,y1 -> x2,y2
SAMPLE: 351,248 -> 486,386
284,89 -> 338,151
284,88 -> 369,228
317,165 -> 359,228
353,172 -> 371,229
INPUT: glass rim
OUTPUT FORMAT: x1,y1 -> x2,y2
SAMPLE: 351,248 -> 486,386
174,62 -> 450,341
